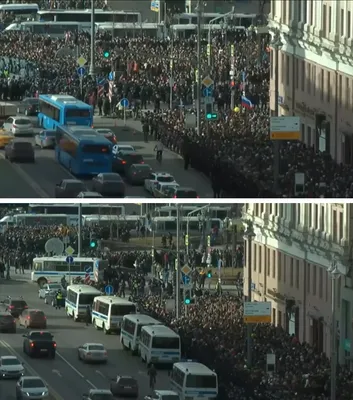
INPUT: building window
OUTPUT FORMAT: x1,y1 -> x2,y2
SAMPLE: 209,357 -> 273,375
325,271 -> 329,301
339,210 -> 344,242
345,77 -> 349,109
283,255 -> 286,283
307,63 -> 311,94
341,9 -> 345,36
260,203 -> 264,214
286,55 -> 290,85
281,53 -> 285,84
327,72 -> 331,102
274,203 -> 278,216
295,58 -> 299,89
301,60 -> 305,91
328,6 -> 332,33
272,250 -> 276,278
283,0 -> 287,22
297,204 -> 301,225
259,245 -> 262,274
322,5 -> 327,35
314,204 -> 318,228
319,268 -> 323,298
339,75 -> 343,107
307,263 -> 311,293
332,209 -> 337,242
348,11 -> 351,38
320,205 -> 325,231
320,69 -> 324,100
267,248 -> 271,276
290,258 -> 294,287
296,260 -> 300,289
309,0 -> 313,25
308,204 -> 312,227
278,253 -> 282,281
313,264 -> 317,295
279,204 -> 284,219
312,65 -> 316,96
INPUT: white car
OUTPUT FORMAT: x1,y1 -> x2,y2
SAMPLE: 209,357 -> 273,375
144,172 -> 177,194
112,144 -> 135,155
77,191 -> 103,198
78,343 -> 108,363
0,355 -> 24,379
38,283 -> 63,303
95,128 -> 116,143
16,376 -> 49,399
2,116 -> 33,136
153,182 -> 180,198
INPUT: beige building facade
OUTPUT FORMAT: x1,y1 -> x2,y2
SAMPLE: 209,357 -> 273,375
269,1 -> 353,164
242,203 -> 353,366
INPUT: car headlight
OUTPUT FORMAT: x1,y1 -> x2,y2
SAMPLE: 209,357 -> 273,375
25,393 -> 31,396
42,390 -> 48,395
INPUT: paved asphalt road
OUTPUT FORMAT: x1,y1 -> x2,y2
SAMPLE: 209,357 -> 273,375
0,280 -> 171,400
0,110 -> 213,198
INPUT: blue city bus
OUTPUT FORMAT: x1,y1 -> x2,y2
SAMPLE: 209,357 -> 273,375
55,125 -> 112,176
38,94 -> 93,130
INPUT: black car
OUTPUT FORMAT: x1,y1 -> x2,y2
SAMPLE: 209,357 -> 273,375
113,150 -> 144,173
22,331 -> 56,358
0,297 -> 28,318
0,312 -> 16,333
92,172 -> 125,197
4,141 -> 35,163
55,179 -> 86,198
17,97 -> 39,116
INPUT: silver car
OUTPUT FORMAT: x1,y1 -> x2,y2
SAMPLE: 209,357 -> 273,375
34,130 -> 56,149
0,356 -> 24,379
16,376 -> 49,399
3,116 -> 33,136
38,283 -> 64,303
77,343 -> 108,363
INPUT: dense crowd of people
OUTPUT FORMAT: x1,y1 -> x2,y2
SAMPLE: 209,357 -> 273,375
138,294 -> 353,400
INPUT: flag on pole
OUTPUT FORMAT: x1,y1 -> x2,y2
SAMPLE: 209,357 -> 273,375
241,96 -> 254,109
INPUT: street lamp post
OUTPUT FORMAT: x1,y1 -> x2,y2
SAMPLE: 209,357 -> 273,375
186,204 -> 211,256
89,0 -> 96,80
328,261 -> 340,400
175,204 -> 181,319
244,220 -> 255,368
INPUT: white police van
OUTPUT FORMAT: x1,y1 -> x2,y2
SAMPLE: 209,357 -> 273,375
65,285 -> 101,322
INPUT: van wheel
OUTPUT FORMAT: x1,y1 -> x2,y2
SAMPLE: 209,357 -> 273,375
37,278 -> 47,288
103,324 -> 110,335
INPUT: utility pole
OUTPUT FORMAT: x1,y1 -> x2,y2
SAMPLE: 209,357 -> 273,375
273,30 -> 281,194
245,221 -> 255,368
89,0 -> 96,81
329,262 -> 339,400
175,205 -> 181,319
196,0 -> 202,135
77,204 -> 82,257
169,36 -> 174,110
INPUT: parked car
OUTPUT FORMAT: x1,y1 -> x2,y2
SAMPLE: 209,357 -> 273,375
125,164 -> 153,185
19,309 -> 47,329
95,128 -> 117,143
92,173 -> 125,197
112,150 -> 144,173
5,141 -> 35,163
144,172 -> 177,194
17,97 -> 39,116
38,283 -> 65,304
112,144 -> 135,154
55,179 -> 86,198
77,191 -> 103,198
167,186 -> 199,198
2,116 -> 33,136
34,130 -> 56,149
110,375 -> 138,398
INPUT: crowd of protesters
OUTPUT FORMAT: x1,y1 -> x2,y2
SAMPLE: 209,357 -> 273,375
138,294 -> 353,400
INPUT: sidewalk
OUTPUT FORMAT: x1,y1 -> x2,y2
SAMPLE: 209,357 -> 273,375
8,267 -> 32,282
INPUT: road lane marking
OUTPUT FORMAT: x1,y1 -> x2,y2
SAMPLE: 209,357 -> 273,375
0,339 -> 63,400
56,351 -> 97,388
95,370 -> 106,379
52,369 -> 62,377
0,152 -> 49,197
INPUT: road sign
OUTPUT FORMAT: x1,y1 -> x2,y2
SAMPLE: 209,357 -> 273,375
66,256 -> 74,264
45,238 -> 64,255
77,67 -> 86,77
105,285 -> 114,295
108,71 -> 115,81
270,116 -> 301,140
151,0 -> 160,12
97,77 -> 106,86
120,98 -> 129,108
243,301 -> 271,323
65,246 -> 75,256
85,266 -> 92,273
182,274 -> 191,284
77,56 -> 87,67
181,265 -> 191,275
203,87 -> 213,97
202,76 -> 214,87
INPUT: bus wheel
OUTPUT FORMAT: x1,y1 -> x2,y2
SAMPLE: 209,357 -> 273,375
103,324 -> 110,335
37,278 -> 47,288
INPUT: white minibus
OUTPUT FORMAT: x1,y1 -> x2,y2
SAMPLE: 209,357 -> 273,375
139,325 -> 181,364
120,314 -> 162,353
170,362 -> 218,400
92,296 -> 136,334
65,285 -> 101,322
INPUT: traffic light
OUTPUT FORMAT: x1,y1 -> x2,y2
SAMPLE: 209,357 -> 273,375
207,270 -> 212,278
89,233 -> 97,248
205,103 -> 218,121
184,294 -> 191,305
103,50 -> 110,58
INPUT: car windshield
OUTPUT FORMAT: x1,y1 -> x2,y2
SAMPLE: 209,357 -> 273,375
78,294 -> 97,305
14,119 -> 30,125
118,378 -> 136,385
23,378 -> 45,388
88,345 -> 104,351
157,176 -> 174,182
2,358 -> 21,365
30,311 -> 45,318
119,146 -> 134,151
11,300 -> 27,308
13,143 -> 31,150
177,190 -> 197,198
29,332 -> 52,340
162,396 -> 179,400
67,182 -> 84,189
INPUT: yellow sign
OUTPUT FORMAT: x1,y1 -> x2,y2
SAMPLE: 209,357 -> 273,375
185,234 -> 189,246
207,235 -> 211,247
181,265 -> 191,275
243,315 -> 271,323
270,131 -> 300,140
202,76 -> 214,87
65,246 -> 75,256
77,56 -> 87,67
206,44 -> 211,56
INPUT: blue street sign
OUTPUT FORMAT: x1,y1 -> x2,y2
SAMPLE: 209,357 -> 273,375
120,98 -> 129,108
85,266 -> 92,273
66,256 -> 74,264
203,87 -> 213,97
105,285 -> 114,295
108,71 -> 115,81
181,273 -> 190,285
77,67 -> 86,77
96,77 -> 106,86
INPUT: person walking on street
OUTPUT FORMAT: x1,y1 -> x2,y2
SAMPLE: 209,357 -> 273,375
148,363 -> 157,391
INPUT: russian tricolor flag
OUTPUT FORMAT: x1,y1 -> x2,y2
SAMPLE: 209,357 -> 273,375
241,96 -> 254,109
